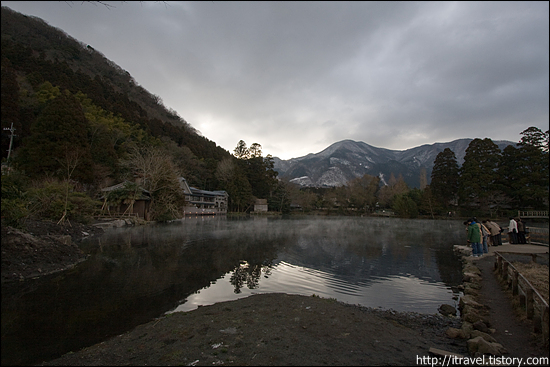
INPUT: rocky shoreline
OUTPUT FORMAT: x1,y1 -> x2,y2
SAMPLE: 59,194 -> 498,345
452,246 -> 509,356
452,244 -> 549,358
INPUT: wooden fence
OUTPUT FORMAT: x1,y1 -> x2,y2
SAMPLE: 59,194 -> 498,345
528,227 -> 549,245
501,226 -> 549,245
518,210 -> 549,219
94,213 -> 139,218
494,252 -> 549,346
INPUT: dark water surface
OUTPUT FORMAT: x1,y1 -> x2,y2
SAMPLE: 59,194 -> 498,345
2,216 -> 465,365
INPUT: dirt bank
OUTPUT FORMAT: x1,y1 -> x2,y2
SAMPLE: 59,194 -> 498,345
42,293 -> 466,366
1,220 -> 103,283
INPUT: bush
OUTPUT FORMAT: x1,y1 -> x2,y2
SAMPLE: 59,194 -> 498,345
1,172 -> 30,228
24,178 -> 101,223
26,179 -> 67,220
392,194 -> 418,218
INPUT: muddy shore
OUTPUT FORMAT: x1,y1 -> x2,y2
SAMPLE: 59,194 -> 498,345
41,293 -> 466,366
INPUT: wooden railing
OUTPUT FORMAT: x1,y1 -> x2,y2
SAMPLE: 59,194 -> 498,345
518,210 -> 549,218
528,227 -> 550,245
94,213 -> 139,218
501,226 -> 549,245
494,252 -> 549,346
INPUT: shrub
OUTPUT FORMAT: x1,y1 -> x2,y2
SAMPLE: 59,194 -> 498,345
1,172 -> 30,228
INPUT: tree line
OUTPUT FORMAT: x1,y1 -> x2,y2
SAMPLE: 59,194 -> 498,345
285,127 -> 548,219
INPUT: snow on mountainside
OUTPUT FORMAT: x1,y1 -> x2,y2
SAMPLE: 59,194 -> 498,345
274,139 -> 515,188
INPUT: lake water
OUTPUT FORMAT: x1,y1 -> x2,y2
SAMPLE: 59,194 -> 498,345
1,216 -> 466,365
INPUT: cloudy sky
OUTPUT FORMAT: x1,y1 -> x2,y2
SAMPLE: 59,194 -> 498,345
3,1 -> 549,159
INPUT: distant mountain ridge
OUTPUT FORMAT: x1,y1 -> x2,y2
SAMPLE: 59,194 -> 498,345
273,138 -> 516,188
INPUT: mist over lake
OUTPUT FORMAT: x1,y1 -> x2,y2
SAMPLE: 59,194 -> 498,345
165,216 -> 465,313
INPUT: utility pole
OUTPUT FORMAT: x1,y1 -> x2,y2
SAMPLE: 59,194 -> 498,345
3,122 -> 16,171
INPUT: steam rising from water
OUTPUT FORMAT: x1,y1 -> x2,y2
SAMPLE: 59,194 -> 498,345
166,216 -> 465,313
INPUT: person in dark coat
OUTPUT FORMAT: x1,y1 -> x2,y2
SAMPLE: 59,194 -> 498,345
508,217 -> 518,244
485,220 -> 502,246
516,218 -> 527,244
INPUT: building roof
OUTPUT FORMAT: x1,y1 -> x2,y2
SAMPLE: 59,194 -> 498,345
100,181 -> 151,200
190,187 -> 227,197
179,177 -> 227,198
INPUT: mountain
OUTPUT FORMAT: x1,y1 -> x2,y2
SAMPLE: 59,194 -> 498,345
273,139 -> 516,188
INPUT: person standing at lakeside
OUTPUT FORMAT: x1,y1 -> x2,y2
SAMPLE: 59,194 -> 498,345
480,221 -> 491,253
516,218 -> 527,244
508,217 -> 518,244
473,217 -> 487,254
485,219 -> 502,246
467,218 -> 482,257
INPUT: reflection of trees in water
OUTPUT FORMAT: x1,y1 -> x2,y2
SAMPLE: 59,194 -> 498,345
228,236 -> 278,293
229,260 -> 274,293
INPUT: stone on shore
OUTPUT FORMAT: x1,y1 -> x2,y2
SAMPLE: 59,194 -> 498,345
467,336 -> 507,356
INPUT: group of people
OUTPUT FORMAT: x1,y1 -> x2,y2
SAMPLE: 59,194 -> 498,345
508,217 -> 528,244
465,218 -> 504,257
465,217 -> 529,257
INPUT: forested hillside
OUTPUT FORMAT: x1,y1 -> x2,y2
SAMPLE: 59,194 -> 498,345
1,6 -> 287,223
1,6 -> 230,190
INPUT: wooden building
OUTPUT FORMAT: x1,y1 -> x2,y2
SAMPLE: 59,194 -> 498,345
100,181 -> 151,220
179,177 -> 228,215
253,199 -> 268,213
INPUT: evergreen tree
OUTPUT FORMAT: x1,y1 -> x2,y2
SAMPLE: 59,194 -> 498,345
518,126 -> 549,152
430,148 -> 459,207
458,138 -> 502,212
228,169 -> 254,212
392,193 -> 418,218
248,143 -> 262,158
268,180 -> 292,213
18,90 -> 94,182
496,145 -> 522,207
232,141 -> 279,206
511,127 -> 549,209
234,140 -> 249,159
216,156 -> 253,212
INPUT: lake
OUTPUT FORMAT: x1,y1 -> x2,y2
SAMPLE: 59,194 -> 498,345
1,216 -> 466,365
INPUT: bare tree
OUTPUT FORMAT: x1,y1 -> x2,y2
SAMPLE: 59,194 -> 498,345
56,147 -> 83,224
216,156 -> 236,183
419,167 -> 428,190
121,146 -> 184,220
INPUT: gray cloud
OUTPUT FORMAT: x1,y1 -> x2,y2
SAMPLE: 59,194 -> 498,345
3,1 -> 548,159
